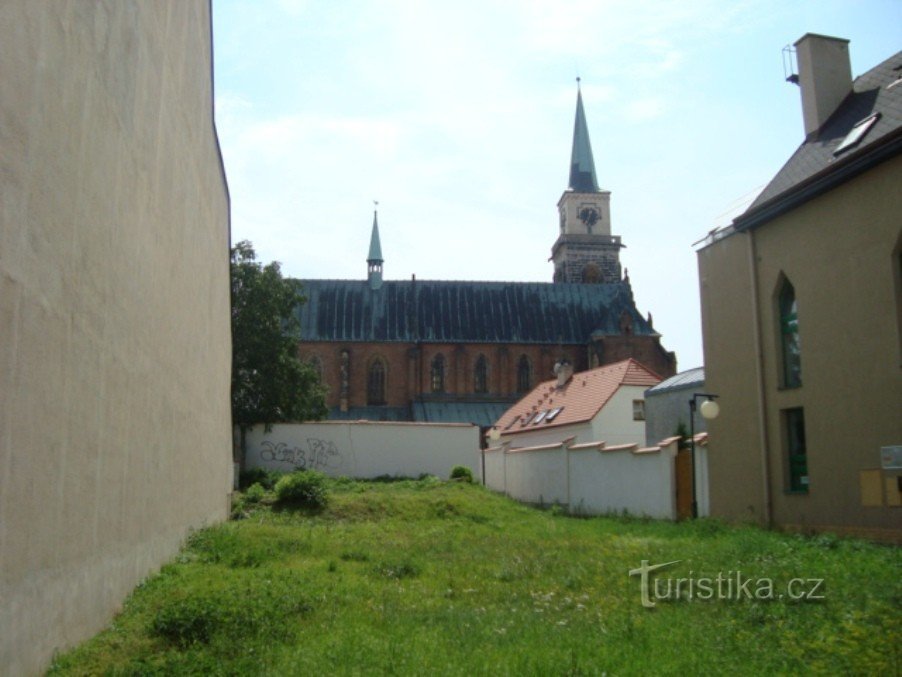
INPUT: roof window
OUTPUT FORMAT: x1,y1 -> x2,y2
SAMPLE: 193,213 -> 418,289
545,407 -> 563,422
833,112 -> 880,156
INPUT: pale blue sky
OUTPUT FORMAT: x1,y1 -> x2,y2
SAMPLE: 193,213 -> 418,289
213,0 -> 901,371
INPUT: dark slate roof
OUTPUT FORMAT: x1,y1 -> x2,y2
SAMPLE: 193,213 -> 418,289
293,279 -> 654,344
413,400 -> 513,427
645,367 -> 705,396
736,49 -> 902,229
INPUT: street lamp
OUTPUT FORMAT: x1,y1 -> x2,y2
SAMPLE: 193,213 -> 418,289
689,392 -> 720,518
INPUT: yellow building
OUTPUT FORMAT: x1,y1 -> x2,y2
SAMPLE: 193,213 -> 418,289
697,34 -> 902,542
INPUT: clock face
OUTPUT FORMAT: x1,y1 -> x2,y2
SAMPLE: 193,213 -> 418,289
579,206 -> 599,228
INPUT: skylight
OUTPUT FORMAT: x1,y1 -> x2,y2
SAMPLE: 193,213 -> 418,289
833,113 -> 881,156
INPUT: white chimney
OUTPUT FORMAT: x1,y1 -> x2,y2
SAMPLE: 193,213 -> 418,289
553,360 -> 574,388
794,33 -> 853,138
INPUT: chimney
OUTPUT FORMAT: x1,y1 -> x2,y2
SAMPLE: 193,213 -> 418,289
793,33 -> 852,138
553,360 -> 574,388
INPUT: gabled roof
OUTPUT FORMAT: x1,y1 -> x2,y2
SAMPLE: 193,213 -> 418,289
568,87 -> 600,193
494,359 -> 662,435
736,49 -> 902,231
293,279 -> 655,344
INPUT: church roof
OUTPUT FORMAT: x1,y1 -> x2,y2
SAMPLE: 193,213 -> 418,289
293,279 -> 655,344
568,86 -> 600,193
736,49 -> 902,231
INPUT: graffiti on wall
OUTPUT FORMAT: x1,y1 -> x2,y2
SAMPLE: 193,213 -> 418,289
259,438 -> 346,472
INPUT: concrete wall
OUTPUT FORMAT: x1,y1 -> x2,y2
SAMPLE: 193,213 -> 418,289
245,421 -> 481,480
698,154 -> 902,540
485,438 -> 682,519
0,3 -> 232,674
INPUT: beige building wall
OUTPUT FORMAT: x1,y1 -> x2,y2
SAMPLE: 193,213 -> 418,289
0,3 -> 232,674
698,154 -> 902,540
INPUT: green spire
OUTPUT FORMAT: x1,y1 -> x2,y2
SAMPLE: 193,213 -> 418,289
367,210 -> 383,263
568,82 -> 599,193
367,208 -> 384,290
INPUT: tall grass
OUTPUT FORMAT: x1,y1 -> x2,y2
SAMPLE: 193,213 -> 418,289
49,478 -> 900,675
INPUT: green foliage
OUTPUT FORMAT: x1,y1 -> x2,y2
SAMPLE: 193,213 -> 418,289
449,465 -> 474,483
675,421 -> 690,450
230,240 -> 327,433
238,467 -> 284,491
49,481 -> 901,676
244,482 -> 265,503
274,470 -> 329,509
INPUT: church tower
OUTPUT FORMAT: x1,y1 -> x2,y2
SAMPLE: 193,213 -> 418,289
367,208 -> 384,290
551,82 -> 623,284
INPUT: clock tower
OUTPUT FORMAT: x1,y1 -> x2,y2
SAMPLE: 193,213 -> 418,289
551,83 -> 623,284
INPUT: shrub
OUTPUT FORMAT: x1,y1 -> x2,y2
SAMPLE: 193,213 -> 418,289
244,482 -> 266,503
449,465 -> 474,483
274,470 -> 329,510
239,468 -> 284,490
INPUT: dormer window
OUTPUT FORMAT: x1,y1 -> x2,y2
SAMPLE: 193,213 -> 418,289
834,112 -> 880,156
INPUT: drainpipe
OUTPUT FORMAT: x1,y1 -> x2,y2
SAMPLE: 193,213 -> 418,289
747,230 -> 773,527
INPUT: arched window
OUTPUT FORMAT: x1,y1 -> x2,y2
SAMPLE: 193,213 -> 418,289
307,355 -> 324,382
778,278 -> 801,388
582,263 -> 601,283
474,355 -> 488,394
431,354 -> 445,393
367,358 -> 386,405
516,355 -> 531,393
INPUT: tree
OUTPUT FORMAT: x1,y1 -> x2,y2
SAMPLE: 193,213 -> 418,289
231,241 -> 327,463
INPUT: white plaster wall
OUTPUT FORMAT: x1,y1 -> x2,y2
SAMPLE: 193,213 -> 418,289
245,422 -> 480,480
503,447 -> 568,505
590,386 -> 650,445
483,448 -> 506,491
0,3 -> 231,674
500,421 -> 593,449
569,446 -> 677,519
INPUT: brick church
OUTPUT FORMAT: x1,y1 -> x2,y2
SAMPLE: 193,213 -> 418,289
294,86 -> 676,427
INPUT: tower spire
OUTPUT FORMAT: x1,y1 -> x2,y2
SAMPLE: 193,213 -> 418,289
367,203 -> 384,290
568,81 -> 599,193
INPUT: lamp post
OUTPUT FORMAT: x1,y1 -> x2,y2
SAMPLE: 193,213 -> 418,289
485,426 -> 501,486
689,393 -> 720,518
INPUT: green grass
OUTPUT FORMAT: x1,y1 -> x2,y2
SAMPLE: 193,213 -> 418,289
49,478 -> 900,675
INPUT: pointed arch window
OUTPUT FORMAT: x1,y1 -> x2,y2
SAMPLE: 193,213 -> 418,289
474,355 -> 488,394
367,358 -> 387,405
431,354 -> 445,393
516,355 -> 532,393
778,278 -> 802,388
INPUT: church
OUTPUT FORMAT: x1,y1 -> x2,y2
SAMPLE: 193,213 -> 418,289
294,86 -> 677,427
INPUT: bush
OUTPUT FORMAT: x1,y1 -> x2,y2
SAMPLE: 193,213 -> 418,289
244,482 -> 266,503
239,468 -> 284,491
450,465 -> 474,483
274,470 -> 329,510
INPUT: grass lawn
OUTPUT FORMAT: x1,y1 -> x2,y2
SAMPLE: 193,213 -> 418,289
49,477 -> 900,675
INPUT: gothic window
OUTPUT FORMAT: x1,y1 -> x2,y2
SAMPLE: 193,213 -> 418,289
367,358 -> 386,405
778,278 -> 801,388
516,355 -> 531,393
474,355 -> 488,394
431,354 -> 445,393
307,355 -> 324,381
784,408 -> 808,492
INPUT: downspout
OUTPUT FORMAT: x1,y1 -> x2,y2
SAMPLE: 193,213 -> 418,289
747,230 -> 773,527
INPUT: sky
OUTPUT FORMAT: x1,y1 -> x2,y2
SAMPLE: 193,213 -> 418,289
212,0 -> 901,371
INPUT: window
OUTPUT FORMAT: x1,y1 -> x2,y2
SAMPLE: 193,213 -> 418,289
431,354 -> 445,393
516,355 -> 531,393
778,278 -> 802,388
833,112 -> 880,156
367,359 -> 386,405
784,408 -> 808,492
582,263 -> 601,283
632,399 -> 646,421
474,355 -> 488,394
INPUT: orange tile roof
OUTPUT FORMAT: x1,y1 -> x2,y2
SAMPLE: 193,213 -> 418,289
494,359 -> 662,436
